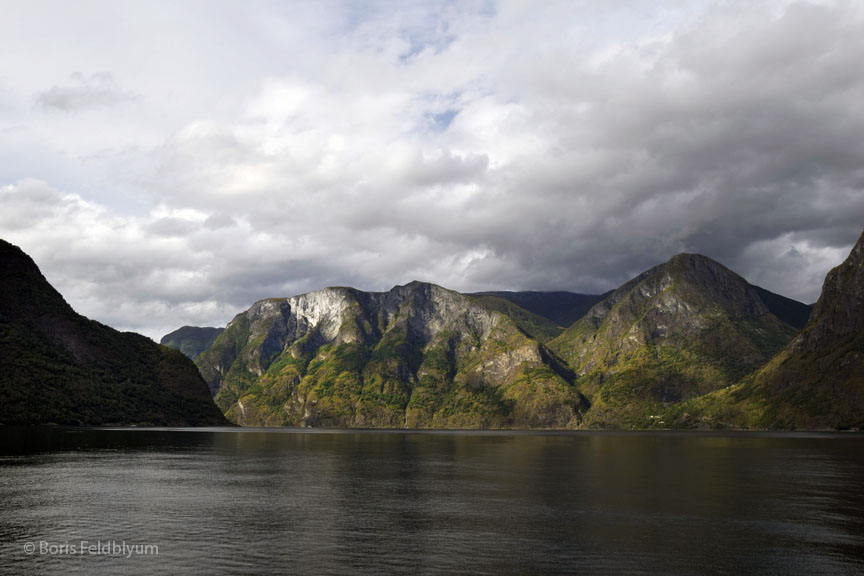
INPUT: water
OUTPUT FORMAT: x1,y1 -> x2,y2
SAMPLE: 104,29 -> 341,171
1,428 -> 863,575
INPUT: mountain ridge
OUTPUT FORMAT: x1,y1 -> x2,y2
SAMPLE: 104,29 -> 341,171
3,232 -> 854,431
0,239 -> 227,426
170,250 -> 833,429
195,281 -> 585,428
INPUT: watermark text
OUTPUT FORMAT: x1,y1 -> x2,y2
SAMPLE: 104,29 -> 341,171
23,540 -> 158,559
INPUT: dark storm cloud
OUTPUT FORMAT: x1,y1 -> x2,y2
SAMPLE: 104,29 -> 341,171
416,0 -> 864,300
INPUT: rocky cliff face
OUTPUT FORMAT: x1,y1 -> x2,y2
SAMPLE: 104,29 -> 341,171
549,253 -> 798,428
793,233 -> 864,351
0,240 -> 227,426
694,231 -> 864,429
195,281 -> 584,428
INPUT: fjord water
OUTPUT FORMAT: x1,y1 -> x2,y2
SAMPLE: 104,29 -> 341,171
1,429 -> 863,576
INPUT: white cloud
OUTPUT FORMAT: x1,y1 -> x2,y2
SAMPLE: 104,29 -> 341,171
1,0 -> 863,339
36,72 -> 137,112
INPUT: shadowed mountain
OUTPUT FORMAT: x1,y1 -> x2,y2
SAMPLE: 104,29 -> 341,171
678,231 -> 864,430
161,326 -> 224,359
194,281 -> 585,428
549,253 -> 799,428
463,294 -> 567,342
467,291 -> 606,327
0,240 -> 227,426
753,286 -> 813,330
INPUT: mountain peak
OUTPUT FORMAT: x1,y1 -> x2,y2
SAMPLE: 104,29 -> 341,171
0,240 -> 72,321
0,239 -> 28,261
550,249 -> 797,427
665,252 -> 739,279
394,280 -> 449,293
667,252 -> 714,263
0,240 -> 41,286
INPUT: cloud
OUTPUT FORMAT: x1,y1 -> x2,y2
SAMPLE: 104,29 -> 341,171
1,0 -> 863,339
203,213 -> 237,230
0,179 -> 65,229
36,72 -> 137,112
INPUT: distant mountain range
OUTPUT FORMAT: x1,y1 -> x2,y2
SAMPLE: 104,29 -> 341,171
469,285 -> 811,332
160,326 -> 224,360
466,291 -> 608,328
4,230 -> 862,430
0,240 -> 226,426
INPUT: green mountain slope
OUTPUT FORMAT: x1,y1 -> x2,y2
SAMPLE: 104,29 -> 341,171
549,253 -> 798,428
676,231 -> 864,430
160,326 -> 225,359
0,240 -> 227,426
195,282 -> 585,428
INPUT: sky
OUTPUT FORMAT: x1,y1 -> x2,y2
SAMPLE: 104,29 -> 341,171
1,0 -> 863,340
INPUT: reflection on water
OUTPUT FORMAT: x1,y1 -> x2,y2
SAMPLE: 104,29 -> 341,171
1,428 -> 863,575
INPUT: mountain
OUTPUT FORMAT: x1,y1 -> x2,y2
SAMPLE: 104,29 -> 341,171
161,326 -> 225,359
548,253 -> 799,428
462,294 -> 566,342
467,291 -> 606,327
752,286 -> 813,330
195,281 -> 585,428
679,231 -> 864,429
0,240 -> 227,426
